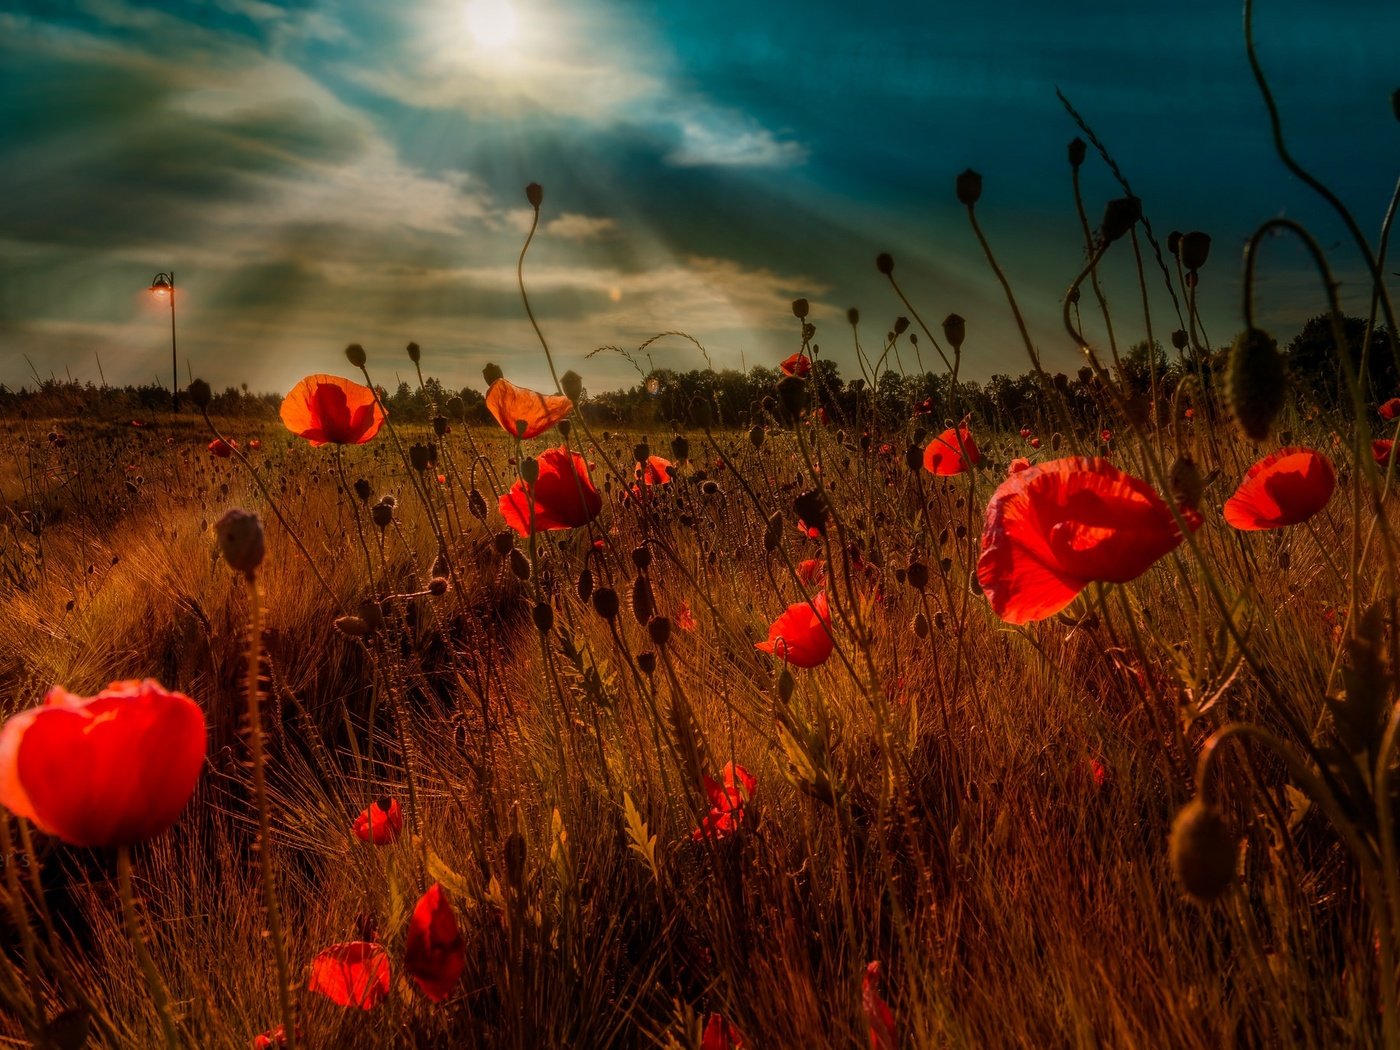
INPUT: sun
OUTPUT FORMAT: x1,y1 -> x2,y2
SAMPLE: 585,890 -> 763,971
465,0 -> 519,51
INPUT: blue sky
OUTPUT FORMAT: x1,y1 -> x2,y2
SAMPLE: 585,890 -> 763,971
1,0 -> 1396,397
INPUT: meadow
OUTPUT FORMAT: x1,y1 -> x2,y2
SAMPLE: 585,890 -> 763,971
1,67 -> 1399,1050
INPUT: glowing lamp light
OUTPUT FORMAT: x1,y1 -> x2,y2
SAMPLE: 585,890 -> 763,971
149,274 -> 172,298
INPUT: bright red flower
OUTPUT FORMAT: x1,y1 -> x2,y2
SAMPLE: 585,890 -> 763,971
1029,437 -> 1041,450
923,426 -> 981,475
1019,428 -> 1032,439
498,447 -> 602,535
638,455 -> 674,487
795,558 -> 825,586
486,378 -> 572,440
353,797 -> 403,844
755,592 -> 833,667
0,680 -> 206,848
677,601 -> 697,631
1222,448 -> 1335,530
1101,429 -> 1113,443
862,961 -> 896,1050
248,439 -> 262,451
977,458 -> 1198,624
692,762 -> 756,841
404,883 -> 466,1003
1184,407 -> 1196,420
280,374 -> 385,446
1376,440 -> 1395,468
308,941 -> 390,1010
701,1012 -> 747,1050
780,353 -> 811,378
208,438 -> 237,458
253,1025 -> 300,1048
1008,457 -> 1031,476
1379,398 -> 1400,421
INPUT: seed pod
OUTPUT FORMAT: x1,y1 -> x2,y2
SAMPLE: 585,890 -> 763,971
749,425 -> 765,449
847,307 -> 860,326
670,435 -> 690,462
1226,327 -> 1287,441
1169,800 -> 1238,903
353,478 -> 372,502
468,488 -> 487,520
482,362 -> 504,386
520,457 -> 539,484
493,530 -> 515,556
637,651 -> 656,675
188,379 -> 213,409
371,503 -> 393,529
631,575 -> 654,624
1068,137 -> 1086,168
525,182 -> 543,209
1100,196 -> 1142,244
409,443 -> 430,472
893,316 -> 910,336
510,548 -> 531,580
334,615 -> 368,637
358,600 -> 385,633
764,512 -> 784,552
1169,455 -> 1204,511
778,668 -> 795,703
793,490 -> 827,536
776,376 -> 809,419
791,298 -> 809,319
1171,329 -> 1189,350
406,341 -> 421,364
955,169 -> 982,206
904,446 -> 922,472
215,509 -> 264,577
428,577 -> 448,596
647,616 -> 671,646
1167,231 -> 1183,256
592,587 -> 619,620
561,370 -> 583,402
631,545 -> 652,571
577,567 -> 594,603
446,395 -> 465,421
345,343 -> 367,368
942,313 -> 966,352
907,562 -> 929,590
913,612 -> 929,639
532,602 -> 554,633
875,252 -> 894,275
1180,231 -> 1211,272
432,414 -> 449,437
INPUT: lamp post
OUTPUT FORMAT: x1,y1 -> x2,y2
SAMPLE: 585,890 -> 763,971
149,272 -> 178,412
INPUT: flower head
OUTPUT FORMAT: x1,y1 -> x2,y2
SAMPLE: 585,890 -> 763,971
498,447 -> 602,535
280,374 -> 385,446
1222,448 -> 1335,530
485,378 -> 572,439
308,941 -> 391,1010
755,592 -> 833,667
404,883 -> 466,1002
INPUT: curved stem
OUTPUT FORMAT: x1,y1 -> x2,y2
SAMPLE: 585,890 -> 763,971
116,845 -> 180,1049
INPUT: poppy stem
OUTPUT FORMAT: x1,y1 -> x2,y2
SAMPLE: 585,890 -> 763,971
243,574 -> 297,1050
115,845 -> 180,1049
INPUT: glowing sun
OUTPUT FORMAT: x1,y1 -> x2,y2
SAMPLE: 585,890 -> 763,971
465,0 -> 520,51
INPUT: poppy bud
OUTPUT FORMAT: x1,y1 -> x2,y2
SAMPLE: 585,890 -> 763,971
468,487 -> 487,520
1068,137 -> 1086,168
428,577 -> 448,596
1169,455 -> 1204,511
592,587 -> 619,620
353,478 -> 372,502
1169,799 -> 1238,902
447,395 -> 465,421
1226,327 -> 1286,441
188,379 -> 213,410
631,575 -> 654,624
670,435 -> 690,462
764,512 -> 783,552
335,615 -> 369,637
345,343 -> 367,368
904,446 -> 922,471
1171,329 -> 1189,350
410,444 -> 430,472
637,651 -> 656,675
407,342 -> 421,364
359,600 -> 385,632
510,548 -> 531,580
1180,232 -> 1211,272
943,313 -> 966,351
956,169 -> 982,206
371,503 -> 393,529
893,316 -> 909,336
483,363 -> 504,386
561,370 -> 583,402
647,616 -> 671,646
520,457 -> 539,484
1051,432 -> 1063,452
532,602 -> 554,633
1100,196 -> 1142,244
215,508 -> 264,577
801,323 -> 815,342
749,426 -> 765,449
792,298 -> 809,319
525,182 -> 543,209
847,307 -> 860,326
631,545 -> 652,571
577,567 -> 594,603
1167,231 -> 1182,256
778,668 -> 795,702
433,415 -> 449,437
907,562 -> 929,590
913,612 -> 929,639
876,252 -> 894,275
776,376 -> 809,419
493,530 -> 514,556
632,443 -> 650,465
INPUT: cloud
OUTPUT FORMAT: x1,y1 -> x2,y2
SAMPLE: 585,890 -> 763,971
662,107 -> 809,168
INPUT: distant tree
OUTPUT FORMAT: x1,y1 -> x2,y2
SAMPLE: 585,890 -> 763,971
1286,316 -> 1397,410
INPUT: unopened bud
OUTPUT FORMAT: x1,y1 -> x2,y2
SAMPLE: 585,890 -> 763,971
215,508 -> 264,576
955,169 -> 982,206
345,343 -> 367,368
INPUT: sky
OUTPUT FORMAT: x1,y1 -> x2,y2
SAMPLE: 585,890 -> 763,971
0,0 -> 1396,398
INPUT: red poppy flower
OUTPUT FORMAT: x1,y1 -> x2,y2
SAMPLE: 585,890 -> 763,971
404,883 -> 465,1003
863,961 -> 896,1050
1008,457 -> 1031,476
499,447 -> 601,535
486,378 -> 572,440
1100,429 -> 1113,443
1019,428 -> 1032,439
1222,448 -> 1335,530
1380,398 -> 1400,421
677,601 -> 697,631
1029,437 -> 1041,450
1376,440 -> 1395,468
977,458 -> 1198,624
923,426 -> 981,475
253,1025 -> 300,1048
701,1012 -> 747,1050
352,798 -> 403,844
248,439 -> 263,451
208,438 -> 237,458
637,455 -> 674,487
280,374 -> 385,447
795,558 -> 825,586
308,941 -> 390,1010
130,419 -> 148,428
692,762 -> 755,841
1184,408 -> 1195,420
755,592 -> 833,667
780,353 -> 811,378
0,680 -> 206,848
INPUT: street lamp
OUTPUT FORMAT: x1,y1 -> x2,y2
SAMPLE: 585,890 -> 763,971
149,272 -> 178,412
